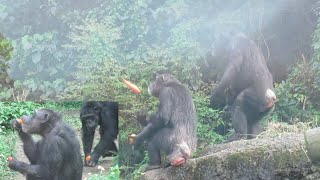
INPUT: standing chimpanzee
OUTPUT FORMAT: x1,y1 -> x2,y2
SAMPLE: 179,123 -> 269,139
210,33 -> 277,142
129,73 -> 197,171
8,109 -> 83,180
80,101 -> 118,167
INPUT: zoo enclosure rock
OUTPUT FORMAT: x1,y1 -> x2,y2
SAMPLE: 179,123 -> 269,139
141,134 -> 320,180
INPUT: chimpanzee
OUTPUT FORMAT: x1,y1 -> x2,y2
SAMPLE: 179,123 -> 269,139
8,109 -> 83,180
129,73 -> 197,171
80,101 -> 118,167
210,33 -> 277,142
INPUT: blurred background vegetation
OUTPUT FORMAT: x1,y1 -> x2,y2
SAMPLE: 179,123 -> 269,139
0,0 -> 320,179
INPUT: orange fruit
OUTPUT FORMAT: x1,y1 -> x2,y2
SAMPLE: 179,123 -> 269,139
85,155 -> 91,162
17,118 -> 24,125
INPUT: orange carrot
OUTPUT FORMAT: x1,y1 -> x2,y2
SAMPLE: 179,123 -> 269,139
122,78 -> 141,94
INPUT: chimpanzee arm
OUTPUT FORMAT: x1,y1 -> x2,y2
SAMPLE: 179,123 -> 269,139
82,127 -> 95,156
12,120 -> 37,163
211,52 -> 244,108
9,137 -> 65,178
9,161 -> 50,177
135,88 -> 173,144
18,131 -> 38,164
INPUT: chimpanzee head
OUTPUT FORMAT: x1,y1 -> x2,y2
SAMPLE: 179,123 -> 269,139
21,109 -> 60,135
148,73 -> 179,97
80,101 -> 102,130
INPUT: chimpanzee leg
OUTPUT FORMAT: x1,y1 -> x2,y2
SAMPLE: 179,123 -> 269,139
146,138 -> 161,171
102,141 -> 118,157
225,104 -> 248,142
82,127 -> 95,158
247,120 -> 261,139
88,131 -> 115,166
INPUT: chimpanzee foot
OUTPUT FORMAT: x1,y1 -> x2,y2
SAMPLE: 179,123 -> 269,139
145,164 -> 162,171
170,157 -> 186,167
85,154 -> 99,167
102,150 -> 117,157
223,133 -> 246,143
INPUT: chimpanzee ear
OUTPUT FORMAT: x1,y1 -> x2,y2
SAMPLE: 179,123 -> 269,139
154,72 -> 160,79
41,113 -> 50,123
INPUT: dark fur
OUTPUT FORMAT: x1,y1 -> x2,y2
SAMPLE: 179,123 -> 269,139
80,101 -> 118,167
133,74 -> 197,170
210,33 -> 276,142
8,109 -> 83,180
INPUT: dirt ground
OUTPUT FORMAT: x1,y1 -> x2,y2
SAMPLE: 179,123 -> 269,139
13,110 -> 115,180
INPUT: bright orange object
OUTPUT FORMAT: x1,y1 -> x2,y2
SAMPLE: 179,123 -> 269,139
7,157 -> 13,162
122,78 -> 141,94
85,155 -> 91,162
17,118 -> 24,125
129,134 -> 136,144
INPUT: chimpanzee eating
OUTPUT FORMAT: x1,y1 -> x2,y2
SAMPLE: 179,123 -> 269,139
80,101 -> 118,167
210,33 -> 277,142
129,73 -> 197,171
8,109 -> 83,180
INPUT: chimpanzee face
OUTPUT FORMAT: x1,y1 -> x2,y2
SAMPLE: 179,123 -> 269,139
21,109 -> 51,134
148,74 -> 173,97
80,102 -> 101,130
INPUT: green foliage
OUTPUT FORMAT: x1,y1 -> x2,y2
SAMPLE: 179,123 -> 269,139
0,34 -> 13,60
194,92 -> 225,144
87,165 -> 120,180
0,101 -> 43,129
273,59 -> 319,123
0,131 -> 17,179
10,32 -> 67,80
0,34 -> 14,89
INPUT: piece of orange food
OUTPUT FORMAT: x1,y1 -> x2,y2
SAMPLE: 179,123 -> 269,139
17,118 -> 24,125
85,155 -> 91,162
7,156 -> 13,162
129,134 -> 136,144
122,78 -> 141,94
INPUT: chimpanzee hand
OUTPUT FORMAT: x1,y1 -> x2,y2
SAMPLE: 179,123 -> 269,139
128,133 -> 144,146
12,119 -> 23,132
7,157 -> 21,171
85,154 -> 99,167
128,134 -> 137,144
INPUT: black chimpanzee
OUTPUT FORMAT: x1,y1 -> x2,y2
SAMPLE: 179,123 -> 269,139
210,33 -> 277,142
129,73 -> 197,171
8,109 -> 83,180
80,101 -> 118,167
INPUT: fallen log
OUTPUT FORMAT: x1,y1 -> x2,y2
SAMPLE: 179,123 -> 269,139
141,133 -> 320,180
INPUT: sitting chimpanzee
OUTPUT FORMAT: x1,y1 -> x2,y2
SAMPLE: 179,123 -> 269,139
210,33 -> 277,142
8,109 -> 83,180
80,101 -> 118,167
129,73 -> 197,171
